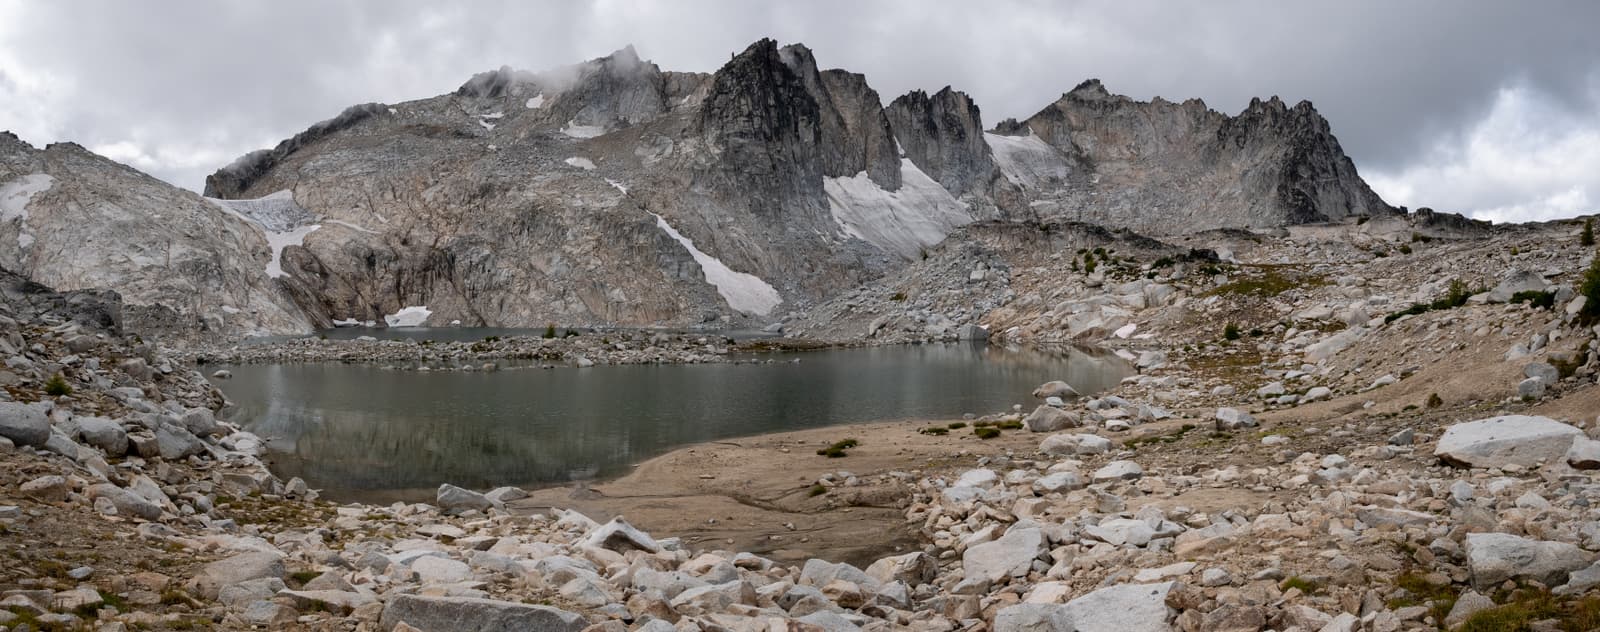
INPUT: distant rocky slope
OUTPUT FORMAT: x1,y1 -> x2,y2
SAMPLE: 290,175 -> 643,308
0,133 -> 313,337
1,39 -> 1394,337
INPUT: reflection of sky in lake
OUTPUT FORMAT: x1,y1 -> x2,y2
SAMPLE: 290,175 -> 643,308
212,343 -> 1132,502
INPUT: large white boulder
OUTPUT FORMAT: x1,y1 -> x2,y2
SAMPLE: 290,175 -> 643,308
1304,327 -> 1365,363
1032,381 -> 1079,400
1214,408 -> 1257,430
582,517 -> 661,553
1023,405 -> 1079,432
1040,433 -> 1111,456
1092,460 -> 1144,482
379,594 -> 586,632
436,483 -> 494,514
1466,533 -> 1595,588
963,527 -> 1044,582
996,586 -> 1181,632
1434,415 -> 1582,468
1485,270 -> 1547,303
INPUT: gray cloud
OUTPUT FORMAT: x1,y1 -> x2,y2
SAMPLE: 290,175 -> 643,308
2,0 -> 1597,221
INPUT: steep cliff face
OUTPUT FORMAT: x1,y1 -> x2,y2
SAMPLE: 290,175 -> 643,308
885,87 -> 994,199
2,40 -> 1396,337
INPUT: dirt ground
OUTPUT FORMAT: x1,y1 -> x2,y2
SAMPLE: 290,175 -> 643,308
511,418 -> 1046,568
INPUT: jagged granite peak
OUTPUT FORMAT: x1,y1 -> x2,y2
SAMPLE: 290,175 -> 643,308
1002,79 -> 1396,233
886,87 -> 994,197
774,43 -> 900,189
693,38 -> 827,201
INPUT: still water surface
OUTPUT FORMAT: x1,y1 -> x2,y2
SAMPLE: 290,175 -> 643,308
212,344 -> 1132,502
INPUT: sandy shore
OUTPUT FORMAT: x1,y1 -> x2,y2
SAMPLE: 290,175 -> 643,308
508,417 -> 1045,568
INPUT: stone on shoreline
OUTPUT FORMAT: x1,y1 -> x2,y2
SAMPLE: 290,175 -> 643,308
1023,405 -> 1079,432
436,483 -> 494,514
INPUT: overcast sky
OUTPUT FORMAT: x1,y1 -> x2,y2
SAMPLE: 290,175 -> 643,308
2,0 -> 1597,223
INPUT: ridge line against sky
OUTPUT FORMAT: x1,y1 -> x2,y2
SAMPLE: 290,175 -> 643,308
1,0 -> 1597,223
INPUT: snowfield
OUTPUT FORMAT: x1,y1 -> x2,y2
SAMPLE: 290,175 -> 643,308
824,159 -> 973,260
207,190 -> 323,279
650,212 -> 781,316
0,173 -> 54,248
0,173 -> 53,222
984,132 -> 1071,188
384,306 -> 432,328
561,119 -> 607,138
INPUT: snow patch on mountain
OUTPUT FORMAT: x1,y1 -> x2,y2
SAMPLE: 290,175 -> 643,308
0,174 -> 52,222
0,174 -> 53,248
325,219 -> 378,234
207,190 -> 322,278
525,95 -> 545,109
561,119 -> 607,138
650,212 -> 781,316
564,157 -> 596,170
384,305 -> 432,327
261,225 -> 320,279
824,159 -> 973,260
984,132 -> 1070,188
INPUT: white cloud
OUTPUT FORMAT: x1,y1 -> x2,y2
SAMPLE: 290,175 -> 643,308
1367,85 -> 1600,223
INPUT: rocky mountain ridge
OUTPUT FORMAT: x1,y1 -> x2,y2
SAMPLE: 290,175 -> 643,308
3,39 -> 1396,337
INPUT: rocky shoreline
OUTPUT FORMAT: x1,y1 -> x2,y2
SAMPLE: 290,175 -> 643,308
177,331 -> 855,372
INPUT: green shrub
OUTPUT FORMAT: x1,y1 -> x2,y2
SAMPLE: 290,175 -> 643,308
1397,244 -> 1412,255
889,291 -> 907,302
44,375 -> 71,397
815,439 -> 859,458
1434,279 -> 1474,309
920,426 -> 949,436
1585,218 -> 1595,247
947,422 -> 967,429
1509,290 -> 1556,309
1151,256 -> 1175,268
1223,323 -> 1241,341
973,426 -> 1001,439
543,324 -> 557,338
1579,252 -> 1600,324
1280,576 -> 1321,595
1426,393 -> 1443,408
808,484 -> 827,497
996,420 -> 1023,430
1204,268 -> 1324,297
1083,252 -> 1097,274
1386,279 -> 1480,322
